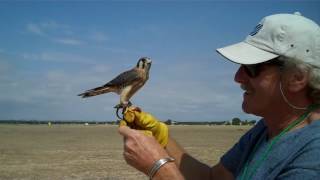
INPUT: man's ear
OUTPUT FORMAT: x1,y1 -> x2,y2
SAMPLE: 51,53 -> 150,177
287,70 -> 309,92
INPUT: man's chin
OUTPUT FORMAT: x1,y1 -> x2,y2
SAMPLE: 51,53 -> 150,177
242,104 -> 262,117
242,102 -> 253,114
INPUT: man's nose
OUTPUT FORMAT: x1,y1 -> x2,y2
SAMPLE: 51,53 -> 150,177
234,66 -> 250,84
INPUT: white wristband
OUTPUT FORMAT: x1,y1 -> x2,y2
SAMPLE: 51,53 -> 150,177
148,157 -> 175,180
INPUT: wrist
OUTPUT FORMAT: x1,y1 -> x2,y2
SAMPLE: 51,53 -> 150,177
151,159 -> 184,180
148,157 -> 175,179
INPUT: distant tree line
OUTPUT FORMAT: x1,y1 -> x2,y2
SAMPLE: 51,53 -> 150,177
229,118 -> 257,126
164,118 -> 257,126
0,118 -> 256,126
0,120 -> 117,125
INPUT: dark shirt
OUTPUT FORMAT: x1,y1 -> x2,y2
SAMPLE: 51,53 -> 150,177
221,120 -> 320,180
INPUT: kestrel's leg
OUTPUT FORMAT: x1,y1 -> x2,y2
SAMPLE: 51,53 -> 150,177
122,101 -> 133,114
115,85 -> 133,119
127,101 -> 132,107
114,101 -> 132,120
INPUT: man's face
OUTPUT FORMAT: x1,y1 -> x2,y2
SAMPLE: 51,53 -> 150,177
234,62 -> 282,117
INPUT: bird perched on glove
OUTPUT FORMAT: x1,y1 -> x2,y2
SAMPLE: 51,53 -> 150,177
78,57 -> 152,117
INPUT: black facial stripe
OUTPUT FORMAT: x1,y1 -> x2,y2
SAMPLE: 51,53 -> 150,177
142,60 -> 145,69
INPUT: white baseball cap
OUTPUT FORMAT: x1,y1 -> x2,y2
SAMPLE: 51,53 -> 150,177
217,12 -> 320,67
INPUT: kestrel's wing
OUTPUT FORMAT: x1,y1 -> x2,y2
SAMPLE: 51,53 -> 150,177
104,68 -> 142,87
78,69 -> 142,98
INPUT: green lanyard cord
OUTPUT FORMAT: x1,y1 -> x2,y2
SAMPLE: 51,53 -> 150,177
240,104 -> 320,180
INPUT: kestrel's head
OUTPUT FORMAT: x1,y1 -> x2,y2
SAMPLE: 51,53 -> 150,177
137,57 -> 152,72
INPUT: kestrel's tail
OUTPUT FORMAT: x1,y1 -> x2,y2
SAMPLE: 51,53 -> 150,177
78,86 -> 112,98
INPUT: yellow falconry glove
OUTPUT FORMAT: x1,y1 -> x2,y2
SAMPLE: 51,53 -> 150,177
119,119 -> 153,137
119,106 -> 169,147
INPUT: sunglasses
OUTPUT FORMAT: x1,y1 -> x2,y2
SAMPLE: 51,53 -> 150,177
242,59 -> 284,78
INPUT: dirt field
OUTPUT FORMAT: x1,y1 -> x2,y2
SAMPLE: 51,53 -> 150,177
0,124 -> 250,180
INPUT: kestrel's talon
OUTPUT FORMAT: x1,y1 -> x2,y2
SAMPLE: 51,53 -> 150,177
114,104 -> 122,109
116,107 -> 124,120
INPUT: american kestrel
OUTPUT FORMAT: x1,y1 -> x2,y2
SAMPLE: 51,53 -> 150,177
78,57 -> 152,119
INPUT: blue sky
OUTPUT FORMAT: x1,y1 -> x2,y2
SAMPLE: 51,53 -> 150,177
0,1 -> 319,122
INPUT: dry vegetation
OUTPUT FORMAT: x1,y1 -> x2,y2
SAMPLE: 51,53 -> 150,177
0,124 -> 250,180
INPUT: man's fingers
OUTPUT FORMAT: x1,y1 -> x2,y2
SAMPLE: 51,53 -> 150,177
119,125 -> 153,136
118,125 -> 134,137
119,120 -> 127,127
141,130 -> 153,136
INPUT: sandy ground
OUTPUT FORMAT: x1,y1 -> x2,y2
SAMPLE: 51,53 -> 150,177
0,124 -> 250,180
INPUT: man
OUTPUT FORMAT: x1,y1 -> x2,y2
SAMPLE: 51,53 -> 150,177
118,12 -> 320,180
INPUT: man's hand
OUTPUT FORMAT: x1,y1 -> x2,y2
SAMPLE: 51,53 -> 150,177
118,125 -> 169,174
119,106 -> 169,147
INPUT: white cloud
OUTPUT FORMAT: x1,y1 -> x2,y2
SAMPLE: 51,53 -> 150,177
26,23 -> 46,36
91,65 -> 111,73
26,21 -> 69,36
53,38 -> 84,45
26,21 -> 83,46
90,31 -> 108,42
40,21 -> 67,29
21,51 -> 96,64
0,60 -> 10,76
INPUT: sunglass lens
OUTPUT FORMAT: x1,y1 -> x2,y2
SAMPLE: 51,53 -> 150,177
243,65 -> 257,77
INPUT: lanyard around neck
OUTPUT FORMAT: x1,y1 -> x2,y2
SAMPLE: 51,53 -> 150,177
240,104 -> 320,180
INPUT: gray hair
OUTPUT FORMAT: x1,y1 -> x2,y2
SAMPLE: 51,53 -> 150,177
279,56 -> 320,104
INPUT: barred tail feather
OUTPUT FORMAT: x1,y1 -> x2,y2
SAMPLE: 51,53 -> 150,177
78,86 -> 111,98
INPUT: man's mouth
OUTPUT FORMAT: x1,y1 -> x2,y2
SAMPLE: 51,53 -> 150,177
241,84 -> 253,95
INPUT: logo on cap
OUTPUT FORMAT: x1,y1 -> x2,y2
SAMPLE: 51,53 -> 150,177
250,24 -> 263,36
